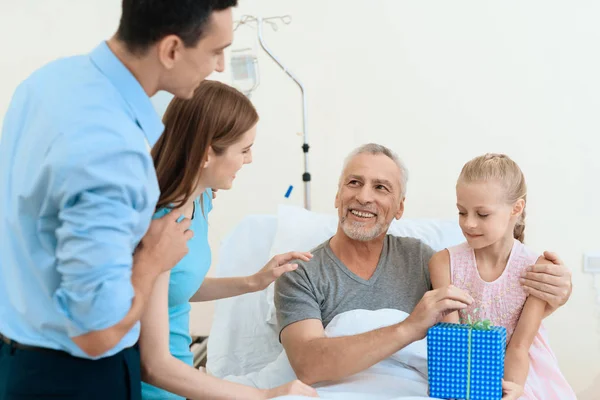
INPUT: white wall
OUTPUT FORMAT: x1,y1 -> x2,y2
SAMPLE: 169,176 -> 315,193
1,1 -> 599,397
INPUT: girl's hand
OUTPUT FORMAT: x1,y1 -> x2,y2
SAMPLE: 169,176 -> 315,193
248,251 -> 313,291
502,379 -> 524,400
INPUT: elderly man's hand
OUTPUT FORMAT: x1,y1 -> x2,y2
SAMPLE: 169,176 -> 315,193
520,251 -> 572,313
404,285 -> 473,340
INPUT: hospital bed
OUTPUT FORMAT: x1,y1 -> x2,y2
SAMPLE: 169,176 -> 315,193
206,205 -> 466,399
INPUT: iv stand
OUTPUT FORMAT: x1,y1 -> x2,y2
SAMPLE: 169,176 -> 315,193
233,15 -> 311,210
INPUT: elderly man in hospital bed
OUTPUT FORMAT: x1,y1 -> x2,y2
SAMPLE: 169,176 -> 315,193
273,143 -> 571,395
206,143 -> 571,399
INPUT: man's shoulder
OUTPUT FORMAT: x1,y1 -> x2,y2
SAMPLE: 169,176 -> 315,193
29,54 -> 102,96
386,234 -> 429,249
298,240 -> 331,263
26,53 -> 87,83
290,240 -> 333,278
385,234 -> 435,263
27,54 -> 133,126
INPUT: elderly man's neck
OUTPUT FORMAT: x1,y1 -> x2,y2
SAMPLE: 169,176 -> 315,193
329,231 -> 386,280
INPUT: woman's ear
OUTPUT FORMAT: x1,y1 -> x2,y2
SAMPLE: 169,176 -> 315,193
203,147 -> 216,168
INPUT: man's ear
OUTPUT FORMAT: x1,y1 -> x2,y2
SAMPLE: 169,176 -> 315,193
334,191 -> 340,210
395,197 -> 405,220
156,34 -> 184,70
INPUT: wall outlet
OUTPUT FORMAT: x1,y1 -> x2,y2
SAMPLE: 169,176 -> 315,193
583,252 -> 600,273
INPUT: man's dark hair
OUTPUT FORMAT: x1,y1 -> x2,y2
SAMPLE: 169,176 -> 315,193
117,0 -> 237,54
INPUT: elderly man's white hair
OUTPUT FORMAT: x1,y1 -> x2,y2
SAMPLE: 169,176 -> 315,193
340,143 -> 409,197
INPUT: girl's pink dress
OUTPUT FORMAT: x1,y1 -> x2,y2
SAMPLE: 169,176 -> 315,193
448,239 -> 576,399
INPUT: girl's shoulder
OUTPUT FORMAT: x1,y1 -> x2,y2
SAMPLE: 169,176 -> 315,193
512,240 -> 541,267
446,241 -> 472,256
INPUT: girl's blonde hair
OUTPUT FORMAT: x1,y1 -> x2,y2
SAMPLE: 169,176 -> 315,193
458,153 -> 527,243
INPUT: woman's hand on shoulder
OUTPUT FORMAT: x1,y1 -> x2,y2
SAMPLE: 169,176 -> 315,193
248,251 -> 313,292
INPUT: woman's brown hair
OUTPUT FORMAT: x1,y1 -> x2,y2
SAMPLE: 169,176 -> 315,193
152,80 -> 259,210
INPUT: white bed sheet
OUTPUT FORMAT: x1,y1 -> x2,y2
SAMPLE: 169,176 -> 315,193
206,206 -> 464,399
207,214 -> 283,378
221,309 -> 434,400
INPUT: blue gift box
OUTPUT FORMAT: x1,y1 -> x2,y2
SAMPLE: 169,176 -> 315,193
427,322 -> 507,400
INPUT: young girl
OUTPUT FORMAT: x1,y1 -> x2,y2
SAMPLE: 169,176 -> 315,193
429,153 -> 575,400
139,81 -> 317,399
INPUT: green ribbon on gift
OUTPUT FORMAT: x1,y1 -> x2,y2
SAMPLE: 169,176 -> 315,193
459,308 -> 492,400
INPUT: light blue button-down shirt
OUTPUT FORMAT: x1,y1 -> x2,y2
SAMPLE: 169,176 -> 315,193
0,42 -> 163,359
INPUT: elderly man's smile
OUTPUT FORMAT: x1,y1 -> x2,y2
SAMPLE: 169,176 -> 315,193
348,208 -> 377,220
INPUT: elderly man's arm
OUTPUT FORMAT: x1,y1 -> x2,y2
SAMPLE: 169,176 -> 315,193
520,251 -> 572,317
281,318 -> 416,385
279,286 -> 473,385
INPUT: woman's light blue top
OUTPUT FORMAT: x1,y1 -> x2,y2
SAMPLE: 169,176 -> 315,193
142,190 -> 212,399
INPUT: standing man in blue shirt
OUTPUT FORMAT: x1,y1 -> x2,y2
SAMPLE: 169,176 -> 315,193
0,1 -> 237,399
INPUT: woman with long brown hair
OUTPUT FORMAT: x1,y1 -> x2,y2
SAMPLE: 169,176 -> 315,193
139,80 -> 318,399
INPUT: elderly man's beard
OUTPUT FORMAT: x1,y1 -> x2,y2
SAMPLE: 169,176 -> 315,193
340,214 -> 388,241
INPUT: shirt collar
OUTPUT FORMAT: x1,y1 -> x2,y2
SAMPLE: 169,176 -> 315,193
89,41 -> 164,146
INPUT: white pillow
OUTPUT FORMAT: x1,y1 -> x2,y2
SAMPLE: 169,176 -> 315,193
270,205 -> 340,256
271,205 -> 464,255
265,205 -> 465,325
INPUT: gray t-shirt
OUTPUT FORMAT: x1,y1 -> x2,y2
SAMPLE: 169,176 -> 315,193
275,235 -> 435,335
